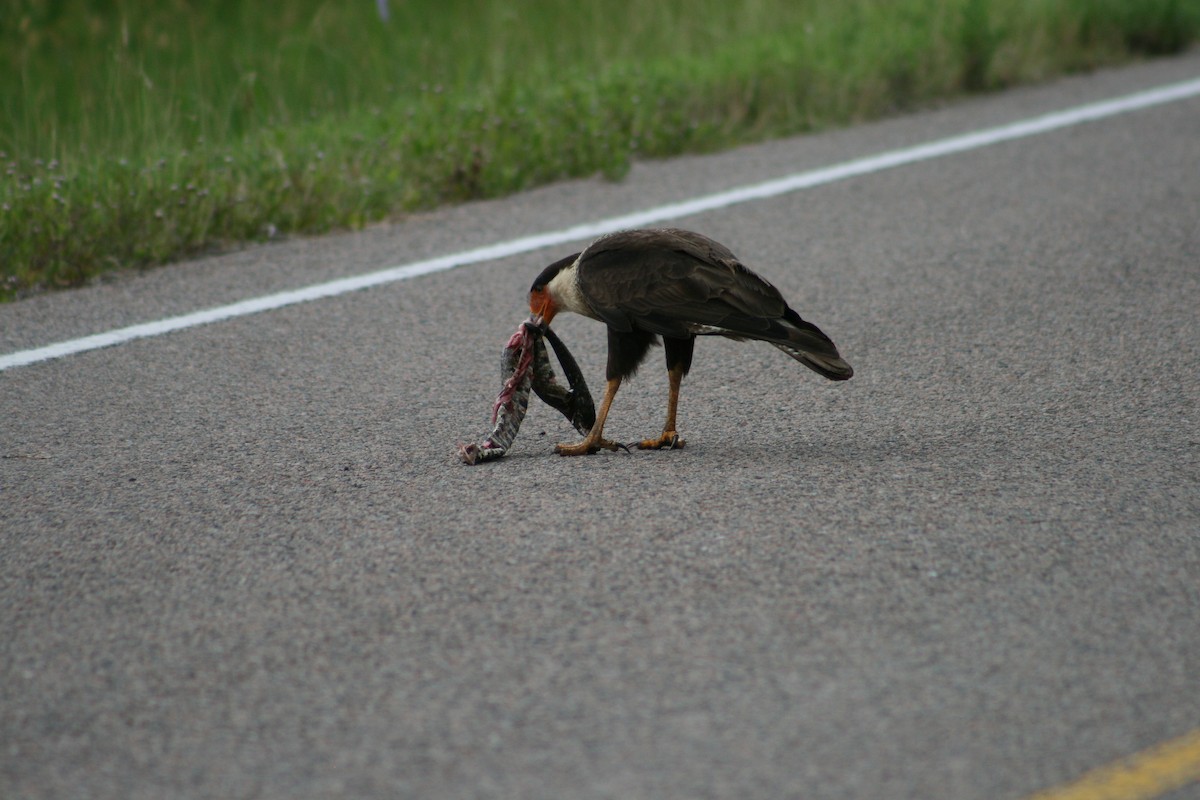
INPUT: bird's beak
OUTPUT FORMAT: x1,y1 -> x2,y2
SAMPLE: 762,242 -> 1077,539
529,287 -> 555,328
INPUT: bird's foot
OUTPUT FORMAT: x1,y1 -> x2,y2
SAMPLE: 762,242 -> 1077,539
555,437 -> 630,456
636,431 -> 685,450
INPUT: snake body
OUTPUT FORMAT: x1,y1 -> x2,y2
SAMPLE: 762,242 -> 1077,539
458,320 -> 594,464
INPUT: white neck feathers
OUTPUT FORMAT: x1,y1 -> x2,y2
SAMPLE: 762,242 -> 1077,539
547,259 -> 595,318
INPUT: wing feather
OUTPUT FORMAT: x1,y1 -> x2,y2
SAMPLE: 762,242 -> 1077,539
578,230 -> 792,333
573,228 -> 852,380
576,228 -> 789,336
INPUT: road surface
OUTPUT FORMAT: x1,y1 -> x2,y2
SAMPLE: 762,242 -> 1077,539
3,51 -> 1199,799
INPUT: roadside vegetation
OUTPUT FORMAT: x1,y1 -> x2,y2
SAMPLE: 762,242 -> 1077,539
3,0 -> 1197,299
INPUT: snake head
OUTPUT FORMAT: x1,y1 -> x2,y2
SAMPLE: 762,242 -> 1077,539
525,313 -> 549,334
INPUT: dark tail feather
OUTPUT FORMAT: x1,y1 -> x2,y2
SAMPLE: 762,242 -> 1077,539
770,342 -> 854,380
702,308 -> 853,380
773,309 -> 854,381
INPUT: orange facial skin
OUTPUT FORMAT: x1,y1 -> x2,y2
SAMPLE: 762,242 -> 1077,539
528,286 -> 557,326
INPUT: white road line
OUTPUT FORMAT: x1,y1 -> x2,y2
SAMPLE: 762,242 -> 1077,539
3,75 -> 1199,373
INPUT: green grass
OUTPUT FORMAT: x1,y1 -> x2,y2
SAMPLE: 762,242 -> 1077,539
3,0 -> 1198,299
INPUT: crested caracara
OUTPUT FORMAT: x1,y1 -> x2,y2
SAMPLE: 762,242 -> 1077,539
528,227 -> 852,455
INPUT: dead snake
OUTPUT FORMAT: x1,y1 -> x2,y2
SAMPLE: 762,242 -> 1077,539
458,319 -> 595,464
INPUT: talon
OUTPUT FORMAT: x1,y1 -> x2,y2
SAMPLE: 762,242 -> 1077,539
636,431 -> 685,450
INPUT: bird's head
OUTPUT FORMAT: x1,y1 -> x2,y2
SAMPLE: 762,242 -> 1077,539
528,252 -> 579,327
528,284 -> 555,328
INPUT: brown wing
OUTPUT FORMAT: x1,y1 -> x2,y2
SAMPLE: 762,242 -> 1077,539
575,228 -> 788,336
575,228 -> 851,378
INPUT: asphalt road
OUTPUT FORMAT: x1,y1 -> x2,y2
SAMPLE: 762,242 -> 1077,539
3,52 -> 1199,800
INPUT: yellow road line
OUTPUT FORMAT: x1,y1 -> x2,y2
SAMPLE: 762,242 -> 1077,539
1026,728 -> 1200,800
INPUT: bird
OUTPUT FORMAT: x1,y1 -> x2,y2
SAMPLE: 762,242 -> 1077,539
527,227 -> 852,456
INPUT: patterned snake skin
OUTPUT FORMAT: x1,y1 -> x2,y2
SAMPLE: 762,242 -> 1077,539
459,319 -> 595,464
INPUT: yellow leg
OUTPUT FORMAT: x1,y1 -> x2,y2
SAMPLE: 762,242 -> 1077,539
556,377 -> 627,456
638,364 -> 686,450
